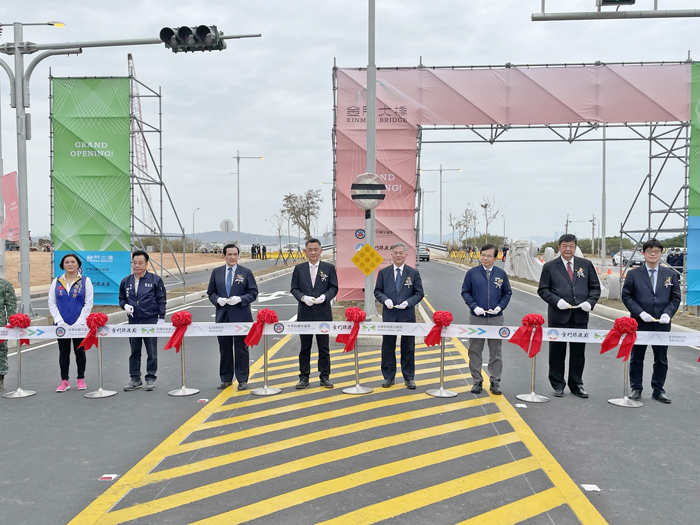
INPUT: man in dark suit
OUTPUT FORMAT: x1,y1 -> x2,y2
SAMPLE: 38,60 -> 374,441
207,244 -> 258,390
290,238 -> 338,389
537,234 -> 600,398
621,238 -> 681,404
374,242 -> 425,389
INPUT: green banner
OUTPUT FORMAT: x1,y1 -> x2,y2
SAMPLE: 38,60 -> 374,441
51,77 -> 132,305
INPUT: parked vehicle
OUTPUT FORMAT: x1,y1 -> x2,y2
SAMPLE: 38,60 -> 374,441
612,250 -> 644,267
418,243 -> 430,262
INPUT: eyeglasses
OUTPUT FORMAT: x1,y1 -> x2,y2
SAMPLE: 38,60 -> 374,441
645,249 -> 662,255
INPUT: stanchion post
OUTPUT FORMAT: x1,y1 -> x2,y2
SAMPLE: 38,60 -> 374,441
251,334 -> 281,396
168,339 -> 199,397
2,335 -> 36,398
426,337 -> 457,398
608,359 -> 643,408
515,354 -> 549,403
84,337 -> 117,399
343,337 -> 373,395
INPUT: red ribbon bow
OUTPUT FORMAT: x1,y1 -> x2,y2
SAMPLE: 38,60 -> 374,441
1,313 -> 32,346
245,308 -> 278,347
163,311 -> 191,352
424,311 -> 453,347
509,313 -> 545,358
600,317 -> 638,361
336,307 -> 366,353
78,312 -> 109,351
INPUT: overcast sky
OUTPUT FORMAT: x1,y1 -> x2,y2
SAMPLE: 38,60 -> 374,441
1,0 -> 698,244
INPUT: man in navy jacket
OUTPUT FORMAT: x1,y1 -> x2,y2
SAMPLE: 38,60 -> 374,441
119,250 -> 167,391
374,242 -> 425,389
621,238 -> 681,404
461,244 -> 512,395
207,244 -> 258,390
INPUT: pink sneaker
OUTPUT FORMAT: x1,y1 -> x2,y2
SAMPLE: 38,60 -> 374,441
56,380 -> 71,393
76,379 -> 87,390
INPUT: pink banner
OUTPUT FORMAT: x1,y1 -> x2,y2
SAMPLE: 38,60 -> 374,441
1,172 -> 19,241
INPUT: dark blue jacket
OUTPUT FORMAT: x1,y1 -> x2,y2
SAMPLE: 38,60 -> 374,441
461,265 -> 511,317
118,272 -> 167,323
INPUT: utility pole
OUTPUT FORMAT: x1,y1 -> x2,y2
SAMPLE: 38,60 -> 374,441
591,214 -> 596,256
565,214 -> 570,234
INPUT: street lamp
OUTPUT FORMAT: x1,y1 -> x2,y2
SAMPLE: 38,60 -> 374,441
420,189 -> 438,243
192,208 -> 200,254
232,151 -> 264,247
419,165 -> 461,244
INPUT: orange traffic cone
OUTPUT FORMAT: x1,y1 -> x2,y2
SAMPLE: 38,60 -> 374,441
607,267 -> 612,275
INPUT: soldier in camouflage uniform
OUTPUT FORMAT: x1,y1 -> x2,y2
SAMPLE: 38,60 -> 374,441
0,277 -> 17,391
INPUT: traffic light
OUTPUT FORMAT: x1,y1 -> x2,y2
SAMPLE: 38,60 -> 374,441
598,0 -> 635,5
159,25 -> 227,53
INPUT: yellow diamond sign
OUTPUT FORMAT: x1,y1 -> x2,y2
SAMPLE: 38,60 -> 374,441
351,244 -> 383,276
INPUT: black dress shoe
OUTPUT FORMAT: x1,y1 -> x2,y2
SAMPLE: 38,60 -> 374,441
629,389 -> 642,400
237,382 -> 248,391
319,377 -> 334,389
381,379 -> 395,388
572,388 -> 589,399
652,392 -> 671,404
405,380 -> 416,389
295,378 -> 309,389
552,388 -> 564,397
471,382 -> 482,394
217,381 -> 232,390
489,382 -> 502,395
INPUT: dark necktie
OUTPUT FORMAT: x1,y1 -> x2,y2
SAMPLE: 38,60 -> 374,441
226,267 -> 233,297
567,261 -> 573,282
486,268 -> 491,281
395,268 -> 402,292
649,269 -> 656,292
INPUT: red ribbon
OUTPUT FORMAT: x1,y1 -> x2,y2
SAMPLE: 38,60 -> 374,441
245,308 -> 278,347
336,307 -> 366,353
509,313 -> 545,358
79,312 -> 109,351
424,310 -> 453,347
164,311 -> 191,352
1,313 -> 32,346
600,317 -> 638,361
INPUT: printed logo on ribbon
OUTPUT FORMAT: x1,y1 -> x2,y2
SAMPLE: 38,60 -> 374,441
498,327 -> 510,338
55,327 -> 66,338
319,323 -> 330,333
273,323 -> 285,333
547,329 -> 559,340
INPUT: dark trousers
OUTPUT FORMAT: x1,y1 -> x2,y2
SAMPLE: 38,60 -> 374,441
629,344 -> 668,394
381,335 -> 415,381
58,338 -> 86,380
218,335 -> 249,383
129,337 -> 158,382
299,334 -> 331,380
548,321 -> 587,391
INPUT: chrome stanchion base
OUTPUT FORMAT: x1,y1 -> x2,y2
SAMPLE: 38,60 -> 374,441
426,387 -> 458,398
343,384 -> 373,395
168,386 -> 200,397
251,385 -> 281,396
84,388 -> 117,399
3,387 -> 36,399
608,396 -> 643,408
515,392 -> 549,403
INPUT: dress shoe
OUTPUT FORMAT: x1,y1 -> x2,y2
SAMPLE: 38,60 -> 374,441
552,388 -> 564,397
629,389 -> 642,400
381,379 -> 395,388
295,378 -> 309,390
652,392 -> 671,404
237,382 -> 248,391
405,380 -> 416,390
319,377 -> 334,389
489,382 -> 502,395
217,381 -> 233,390
572,387 -> 589,399
471,382 -> 482,394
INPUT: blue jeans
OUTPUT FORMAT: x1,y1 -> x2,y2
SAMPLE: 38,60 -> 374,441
129,337 -> 158,382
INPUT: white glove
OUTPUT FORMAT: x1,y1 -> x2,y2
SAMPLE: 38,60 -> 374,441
384,299 -> 394,309
314,294 -> 326,304
639,311 -> 654,323
473,307 -> 486,316
302,296 -> 315,307
557,299 -> 571,310
395,301 -> 409,310
124,304 -> 134,316
579,301 -> 592,313
659,313 -> 671,324
491,306 -> 501,315
217,297 -> 227,307
226,296 -> 242,306
56,320 -> 67,327
157,319 -> 165,325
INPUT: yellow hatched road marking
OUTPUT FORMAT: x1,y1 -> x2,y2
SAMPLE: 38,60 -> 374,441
317,457 -> 542,525
269,341 -> 438,364
189,434 -> 528,525
93,415 -> 510,525
455,487 -> 566,525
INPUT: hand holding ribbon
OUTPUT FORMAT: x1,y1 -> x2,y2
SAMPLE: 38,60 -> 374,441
600,317 -> 638,361
509,313 -> 545,358
78,312 -> 109,351
335,307 -> 366,353
245,308 -> 278,347
163,311 -> 191,352
424,311 -> 453,347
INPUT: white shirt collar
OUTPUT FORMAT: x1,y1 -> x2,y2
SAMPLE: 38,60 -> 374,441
309,261 -> 319,269
645,264 -> 658,272
393,264 -> 405,272
482,264 -> 494,272
226,264 -> 237,272
560,255 -> 574,266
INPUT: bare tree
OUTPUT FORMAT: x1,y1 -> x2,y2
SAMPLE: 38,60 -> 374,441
458,205 -> 478,247
447,212 -> 458,243
270,211 -> 286,251
282,190 -> 323,241
480,196 -> 501,243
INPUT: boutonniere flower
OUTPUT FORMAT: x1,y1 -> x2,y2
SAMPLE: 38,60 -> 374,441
494,277 -> 503,289
404,276 -> 413,287
664,276 -> 672,288
319,270 -> 328,282
235,274 -> 245,284
576,268 -> 585,278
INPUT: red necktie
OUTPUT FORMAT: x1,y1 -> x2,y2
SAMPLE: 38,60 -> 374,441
567,261 -> 573,282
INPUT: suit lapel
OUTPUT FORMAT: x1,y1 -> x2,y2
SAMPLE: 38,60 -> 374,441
557,259 -> 571,282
